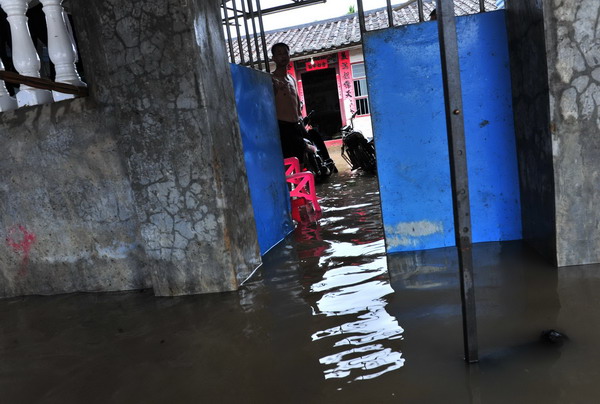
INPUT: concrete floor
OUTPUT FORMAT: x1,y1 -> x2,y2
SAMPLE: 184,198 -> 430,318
2,151 -> 600,403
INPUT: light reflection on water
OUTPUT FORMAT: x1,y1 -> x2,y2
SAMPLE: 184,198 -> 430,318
296,172 -> 405,382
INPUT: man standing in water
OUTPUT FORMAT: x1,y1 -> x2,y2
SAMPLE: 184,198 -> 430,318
271,42 -> 307,164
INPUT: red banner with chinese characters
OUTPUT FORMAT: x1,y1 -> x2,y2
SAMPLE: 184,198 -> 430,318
306,58 -> 328,71
338,51 -> 355,124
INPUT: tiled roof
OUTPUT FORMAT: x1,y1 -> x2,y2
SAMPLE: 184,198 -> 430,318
229,0 -> 498,64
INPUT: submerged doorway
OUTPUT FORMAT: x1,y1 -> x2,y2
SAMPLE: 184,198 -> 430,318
301,68 -> 342,139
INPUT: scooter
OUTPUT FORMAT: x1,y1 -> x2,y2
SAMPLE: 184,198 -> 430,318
340,111 -> 376,172
301,111 -> 337,179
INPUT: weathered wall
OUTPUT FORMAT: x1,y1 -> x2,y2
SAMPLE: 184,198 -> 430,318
0,0 -> 261,297
0,98 -> 146,296
543,0 -> 600,266
506,0 -> 600,266
505,0 -> 557,263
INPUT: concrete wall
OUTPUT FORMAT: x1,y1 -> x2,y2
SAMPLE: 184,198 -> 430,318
0,99 -> 145,296
506,0 -> 600,266
544,0 -> 600,266
364,11 -> 522,253
230,64 -> 294,256
0,0 -> 261,298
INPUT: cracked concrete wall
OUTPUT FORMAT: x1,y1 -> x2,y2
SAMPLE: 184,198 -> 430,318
0,0 -> 261,297
0,99 -> 147,297
505,0 -> 557,264
544,0 -> 600,266
506,0 -> 600,266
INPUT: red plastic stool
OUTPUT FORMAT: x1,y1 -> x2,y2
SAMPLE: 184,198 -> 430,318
284,157 -> 301,176
286,171 -> 321,213
290,197 -> 307,222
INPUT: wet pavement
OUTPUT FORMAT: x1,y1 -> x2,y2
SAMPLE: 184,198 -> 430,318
3,161 -> 600,403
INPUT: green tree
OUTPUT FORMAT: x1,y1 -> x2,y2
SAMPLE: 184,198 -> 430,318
348,5 -> 356,14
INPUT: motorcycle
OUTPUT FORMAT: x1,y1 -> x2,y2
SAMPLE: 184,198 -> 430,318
301,111 -> 338,179
340,111 -> 376,172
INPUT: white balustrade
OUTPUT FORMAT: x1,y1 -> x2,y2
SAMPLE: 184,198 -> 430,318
40,0 -> 86,101
0,0 -> 86,111
0,0 -> 53,107
0,58 -> 18,111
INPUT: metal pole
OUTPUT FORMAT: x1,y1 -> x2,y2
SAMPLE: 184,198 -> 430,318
255,0 -> 270,73
417,0 -> 424,22
247,0 -> 263,70
221,0 -> 235,63
435,0 -> 478,363
386,0 -> 394,28
232,0 -> 245,64
479,0 -> 485,13
240,0 -> 254,68
356,0 -> 366,34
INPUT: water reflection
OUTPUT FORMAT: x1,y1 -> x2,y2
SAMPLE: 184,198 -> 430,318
296,172 -> 405,382
2,167 -> 585,403
310,267 -> 405,381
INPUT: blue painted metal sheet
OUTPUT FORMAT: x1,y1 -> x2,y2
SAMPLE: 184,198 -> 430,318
230,64 -> 293,255
364,10 -> 522,253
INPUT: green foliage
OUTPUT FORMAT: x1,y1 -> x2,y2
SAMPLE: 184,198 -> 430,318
347,5 -> 356,14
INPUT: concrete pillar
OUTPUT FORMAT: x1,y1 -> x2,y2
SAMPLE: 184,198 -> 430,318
71,0 -> 262,295
544,0 -> 600,266
506,0 -> 600,266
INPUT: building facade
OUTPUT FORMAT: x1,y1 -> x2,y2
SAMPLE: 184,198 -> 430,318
282,46 -> 372,139
239,0 -> 499,139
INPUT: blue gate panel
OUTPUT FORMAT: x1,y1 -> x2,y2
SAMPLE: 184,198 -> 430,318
364,10 -> 521,253
230,64 -> 293,255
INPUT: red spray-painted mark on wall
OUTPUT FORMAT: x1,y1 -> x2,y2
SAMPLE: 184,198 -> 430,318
6,225 -> 36,276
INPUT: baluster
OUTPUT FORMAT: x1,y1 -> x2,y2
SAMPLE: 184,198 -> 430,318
0,58 -> 17,111
40,0 -> 86,101
0,0 -> 53,106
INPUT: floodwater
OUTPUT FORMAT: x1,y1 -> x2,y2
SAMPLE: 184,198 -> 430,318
3,162 -> 600,403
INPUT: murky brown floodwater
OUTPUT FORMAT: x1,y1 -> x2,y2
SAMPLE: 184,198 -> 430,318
3,162 -> 600,403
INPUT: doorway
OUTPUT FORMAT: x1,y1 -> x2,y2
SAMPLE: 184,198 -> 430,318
301,68 -> 342,139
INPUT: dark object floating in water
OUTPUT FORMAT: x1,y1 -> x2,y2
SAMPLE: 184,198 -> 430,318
540,329 -> 568,345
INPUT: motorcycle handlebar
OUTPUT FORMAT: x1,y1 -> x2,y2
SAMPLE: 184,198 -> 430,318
302,110 -> 316,126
